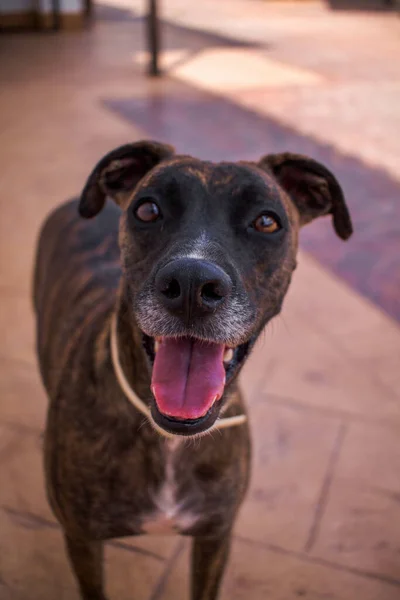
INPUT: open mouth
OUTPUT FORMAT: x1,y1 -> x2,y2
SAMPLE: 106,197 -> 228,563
142,334 -> 249,436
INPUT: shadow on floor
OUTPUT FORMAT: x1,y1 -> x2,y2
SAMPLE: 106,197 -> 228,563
94,2 -> 263,51
325,0 -> 399,10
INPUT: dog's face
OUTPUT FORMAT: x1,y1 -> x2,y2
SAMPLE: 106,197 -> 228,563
80,141 -> 352,436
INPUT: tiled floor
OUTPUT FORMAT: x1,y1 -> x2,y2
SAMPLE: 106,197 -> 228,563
1,1 -> 400,599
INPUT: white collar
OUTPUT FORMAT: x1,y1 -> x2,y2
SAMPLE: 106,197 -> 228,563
110,313 -> 247,432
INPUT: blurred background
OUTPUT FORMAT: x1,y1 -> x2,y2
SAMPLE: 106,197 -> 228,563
0,1 -> 399,598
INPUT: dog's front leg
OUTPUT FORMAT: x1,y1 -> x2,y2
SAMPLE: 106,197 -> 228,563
65,535 -> 107,600
191,531 -> 232,600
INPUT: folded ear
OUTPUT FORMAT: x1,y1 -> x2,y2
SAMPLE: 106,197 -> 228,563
79,140 -> 175,218
258,153 -> 353,240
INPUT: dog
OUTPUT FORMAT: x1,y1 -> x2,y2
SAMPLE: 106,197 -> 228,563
33,140 -> 352,600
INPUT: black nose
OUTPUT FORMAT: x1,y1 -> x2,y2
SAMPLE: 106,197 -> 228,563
155,258 -> 232,322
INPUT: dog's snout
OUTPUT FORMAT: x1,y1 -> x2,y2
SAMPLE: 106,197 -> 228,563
155,258 -> 232,320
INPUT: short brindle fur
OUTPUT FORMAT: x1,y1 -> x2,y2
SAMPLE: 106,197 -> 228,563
33,141 -> 352,600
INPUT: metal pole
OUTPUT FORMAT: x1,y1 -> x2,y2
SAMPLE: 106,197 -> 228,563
52,0 -> 61,31
147,0 -> 161,77
84,0 -> 93,19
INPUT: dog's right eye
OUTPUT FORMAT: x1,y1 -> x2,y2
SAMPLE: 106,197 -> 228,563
252,212 -> 281,234
134,201 -> 161,223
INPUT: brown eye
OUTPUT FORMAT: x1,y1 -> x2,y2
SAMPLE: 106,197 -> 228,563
135,201 -> 161,223
253,213 -> 280,233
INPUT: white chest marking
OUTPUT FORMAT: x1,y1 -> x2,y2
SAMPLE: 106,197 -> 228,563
141,439 -> 199,535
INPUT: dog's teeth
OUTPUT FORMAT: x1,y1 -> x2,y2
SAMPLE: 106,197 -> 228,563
223,348 -> 234,364
154,341 -> 160,353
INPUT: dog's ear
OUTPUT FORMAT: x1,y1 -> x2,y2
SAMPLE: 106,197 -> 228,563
79,140 -> 175,218
258,153 -> 353,240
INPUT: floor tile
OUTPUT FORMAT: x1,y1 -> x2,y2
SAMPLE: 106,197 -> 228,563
157,537 -> 400,600
235,402 -> 341,552
104,538 -> 173,600
170,48 -> 323,92
286,252 -> 399,342
0,425 -> 21,459
109,535 -> 179,562
280,254 -> 400,400
0,359 -> 46,430
310,422 -> 400,580
233,81 -> 400,179
0,292 -> 35,366
0,508 -> 169,600
244,301 -> 400,423
0,510 -> 78,600
0,431 -> 53,522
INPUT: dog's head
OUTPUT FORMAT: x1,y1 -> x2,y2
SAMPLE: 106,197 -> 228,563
80,140 -> 352,436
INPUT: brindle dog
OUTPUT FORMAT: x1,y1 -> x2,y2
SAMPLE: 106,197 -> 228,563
33,140 -> 352,600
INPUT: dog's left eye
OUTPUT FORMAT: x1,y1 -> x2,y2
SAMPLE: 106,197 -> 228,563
252,213 -> 281,234
134,201 -> 161,223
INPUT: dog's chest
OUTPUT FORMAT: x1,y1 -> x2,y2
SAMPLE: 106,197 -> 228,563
140,439 -> 199,535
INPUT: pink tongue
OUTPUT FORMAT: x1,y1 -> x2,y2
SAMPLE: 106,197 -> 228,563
151,338 -> 226,420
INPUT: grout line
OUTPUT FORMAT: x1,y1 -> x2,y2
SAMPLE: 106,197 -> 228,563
0,354 -> 36,369
235,534 -> 400,589
0,284 -> 30,296
259,392 -> 400,432
295,303 -> 400,404
0,429 -> 27,462
148,540 -> 186,600
108,539 -> 165,563
303,422 -> 347,554
0,573 -> 10,593
2,504 -> 172,564
2,506 -> 60,530
0,420 -> 43,436
158,48 -> 205,75
242,325 -> 282,399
